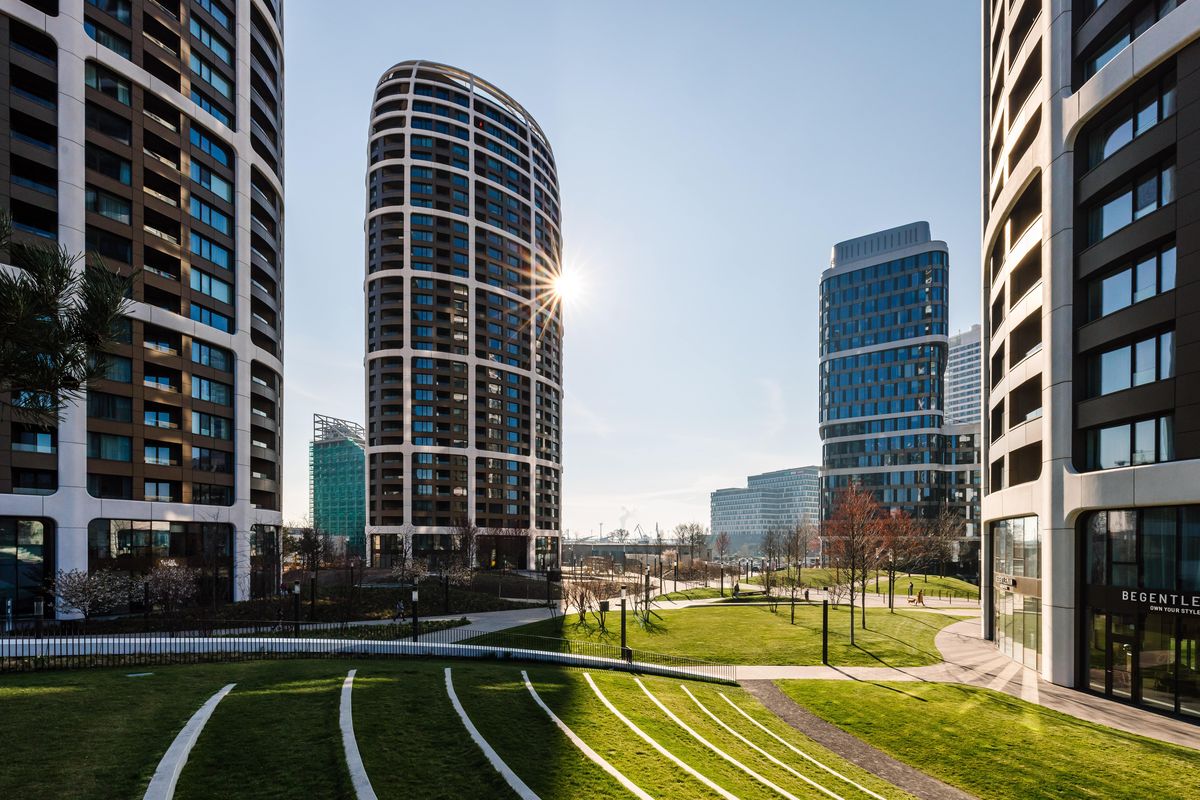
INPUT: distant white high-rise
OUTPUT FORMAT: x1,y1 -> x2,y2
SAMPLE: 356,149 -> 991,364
710,466 -> 820,546
946,325 -> 982,424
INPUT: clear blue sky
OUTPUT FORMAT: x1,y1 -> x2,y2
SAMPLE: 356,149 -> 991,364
281,1 -> 982,536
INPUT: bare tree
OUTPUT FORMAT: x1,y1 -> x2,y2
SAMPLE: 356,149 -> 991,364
760,527 -> 782,613
672,523 -> 689,571
613,527 -> 630,544
54,569 -> 126,625
147,561 -> 200,614
713,531 -> 731,596
923,502 -> 963,579
784,524 -> 805,623
881,510 -> 921,611
452,518 -> 480,572
822,484 -> 884,644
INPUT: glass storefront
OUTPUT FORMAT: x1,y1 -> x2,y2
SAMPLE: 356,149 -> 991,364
991,515 -> 1042,670
249,524 -> 282,598
88,518 -> 233,608
0,517 -> 54,617
1083,506 -> 1200,719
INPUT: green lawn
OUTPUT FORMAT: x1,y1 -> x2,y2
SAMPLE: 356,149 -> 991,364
0,658 -> 913,799
654,587 -> 728,601
747,569 -> 979,600
473,604 -> 969,666
778,680 -> 1200,800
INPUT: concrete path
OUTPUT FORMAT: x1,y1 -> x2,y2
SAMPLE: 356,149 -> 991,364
416,606 -> 559,642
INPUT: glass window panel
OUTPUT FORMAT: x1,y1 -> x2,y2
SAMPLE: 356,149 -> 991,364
1134,175 -> 1158,218
1160,332 -> 1174,379
1182,617 -> 1200,718
1088,512 -> 1107,585
1098,191 -> 1133,240
1140,612 -> 1177,711
1160,247 -> 1176,291
1133,338 -> 1157,386
1160,415 -> 1174,461
1134,256 -> 1157,303
1142,508 -> 1176,590
1161,164 -> 1176,205
1183,509 -> 1200,592
1100,269 -> 1132,316
1100,346 -> 1132,395
1093,115 -> 1133,166
1132,418 -> 1157,465
1089,611 -> 1108,692
1110,510 -> 1138,563
1136,91 -> 1158,134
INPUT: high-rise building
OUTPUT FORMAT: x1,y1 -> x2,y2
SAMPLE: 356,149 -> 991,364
946,325 -> 983,424
710,466 -> 820,549
982,0 -> 1200,719
819,222 -> 950,521
0,0 -> 285,614
310,415 -> 366,559
364,61 -> 563,572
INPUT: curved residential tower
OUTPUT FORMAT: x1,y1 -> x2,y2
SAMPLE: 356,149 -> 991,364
0,0 -> 285,612
364,61 -> 563,571
982,0 -> 1200,720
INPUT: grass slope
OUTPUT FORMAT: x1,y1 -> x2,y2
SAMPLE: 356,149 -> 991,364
778,680 -> 1200,800
478,604 -> 969,666
747,569 -> 980,599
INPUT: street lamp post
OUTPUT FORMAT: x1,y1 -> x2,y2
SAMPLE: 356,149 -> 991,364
292,580 -> 301,634
620,586 -> 630,661
411,587 -> 420,643
673,561 -> 678,594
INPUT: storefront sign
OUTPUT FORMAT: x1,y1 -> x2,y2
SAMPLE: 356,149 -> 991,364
1089,585 -> 1200,616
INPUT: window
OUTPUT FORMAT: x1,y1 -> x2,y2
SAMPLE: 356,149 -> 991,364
87,432 -> 131,461
85,62 -> 131,105
87,0 -> 132,24
189,196 -> 231,234
191,268 -> 233,303
85,144 -> 131,185
193,483 -> 232,505
1087,245 -> 1175,319
99,355 -> 132,383
1087,163 -> 1175,244
144,481 -> 176,502
192,340 -> 232,371
190,231 -> 230,268
87,474 -> 131,499
190,53 -> 232,99
191,302 -> 231,332
144,408 -> 175,429
189,125 -> 231,166
145,444 -> 174,466
192,410 -> 233,439
1086,415 -> 1174,469
191,88 -> 231,127
192,376 -> 232,405
86,101 -> 131,144
193,447 -> 233,473
87,391 -> 132,421
1087,331 -> 1174,397
189,18 -> 231,65
190,162 -> 233,201
196,0 -> 232,31
84,19 -> 131,59
1084,2 -> 1178,78
85,186 -> 131,224
1087,72 -> 1176,168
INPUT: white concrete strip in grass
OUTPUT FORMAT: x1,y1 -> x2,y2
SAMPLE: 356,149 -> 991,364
679,685 -> 847,800
635,678 -> 799,800
444,667 -> 539,800
143,683 -> 235,800
583,672 -> 736,800
339,669 -> 378,800
716,693 -> 888,800
520,670 -> 653,800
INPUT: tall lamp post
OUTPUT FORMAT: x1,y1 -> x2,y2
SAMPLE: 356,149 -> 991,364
673,561 -> 678,594
620,586 -> 631,661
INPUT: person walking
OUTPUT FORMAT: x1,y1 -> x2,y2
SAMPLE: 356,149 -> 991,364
392,597 -> 407,624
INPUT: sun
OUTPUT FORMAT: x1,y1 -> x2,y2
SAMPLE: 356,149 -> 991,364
551,270 -> 583,304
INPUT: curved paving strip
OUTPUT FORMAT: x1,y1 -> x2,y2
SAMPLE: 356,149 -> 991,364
635,677 -> 804,800
444,667 -> 539,800
583,672 -> 737,800
740,682 -> 975,800
520,670 -> 653,800
143,684 -> 236,800
339,669 -> 378,800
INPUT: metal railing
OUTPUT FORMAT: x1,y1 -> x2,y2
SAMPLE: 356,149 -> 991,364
0,618 -> 734,684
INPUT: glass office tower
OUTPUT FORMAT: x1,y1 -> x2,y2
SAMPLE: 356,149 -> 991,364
819,222 -> 950,521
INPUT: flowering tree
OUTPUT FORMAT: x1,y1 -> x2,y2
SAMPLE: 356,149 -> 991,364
54,569 -> 127,624
147,561 -> 200,613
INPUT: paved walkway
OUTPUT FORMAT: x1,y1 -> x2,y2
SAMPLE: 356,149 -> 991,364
416,606 -> 559,642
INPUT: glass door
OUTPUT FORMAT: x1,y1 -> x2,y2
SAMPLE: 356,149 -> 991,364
1110,614 -> 1137,699
1089,611 -> 1107,692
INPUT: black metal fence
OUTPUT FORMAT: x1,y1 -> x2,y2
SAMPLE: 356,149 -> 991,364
0,618 -> 735,684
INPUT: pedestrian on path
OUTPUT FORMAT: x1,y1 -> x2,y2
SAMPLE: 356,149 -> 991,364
908,581 -> 914,597
393,598 -> 407,623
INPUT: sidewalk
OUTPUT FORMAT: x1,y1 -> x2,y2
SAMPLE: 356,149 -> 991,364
416,606 -> 558,642
737,619 -> 1200,751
